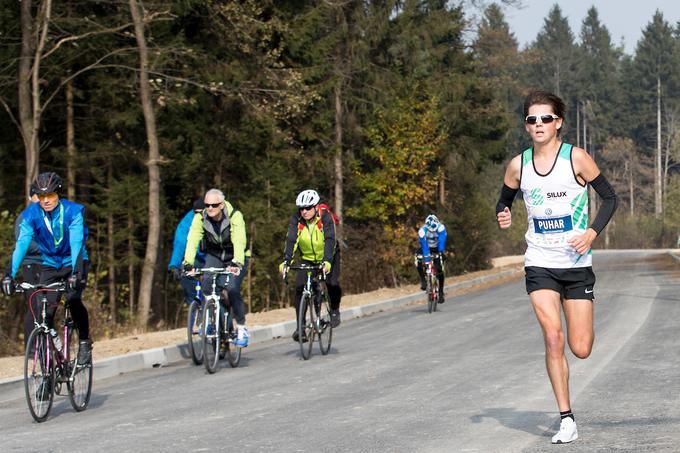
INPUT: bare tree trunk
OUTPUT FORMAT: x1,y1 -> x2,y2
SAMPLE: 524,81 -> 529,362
19,0 -> 36,199
130,0 -> 162,329
656,76 -> 662,216
128,213 -> 136,322
334,81 -> 343,241
66,78 -> 76,199
439,175 -> 445,206
107,163 -> 116,324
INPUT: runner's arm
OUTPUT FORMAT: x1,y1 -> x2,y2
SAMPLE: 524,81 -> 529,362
68,212 -> 85,273
11,218 -> 36,278
282,214 -> 299,263
183,213 -> 204,266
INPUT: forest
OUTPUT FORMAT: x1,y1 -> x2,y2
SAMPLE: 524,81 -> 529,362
1,1 -> 679,355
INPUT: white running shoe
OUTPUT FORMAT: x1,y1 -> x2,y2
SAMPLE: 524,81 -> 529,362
235,325 -> 249,347
551,417 -> 578,444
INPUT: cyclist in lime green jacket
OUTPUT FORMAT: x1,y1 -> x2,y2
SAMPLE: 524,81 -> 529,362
184,188 -> 250,347
280,190 -> 342,341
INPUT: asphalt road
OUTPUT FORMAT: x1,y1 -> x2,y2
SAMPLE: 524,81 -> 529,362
1,250 -> 679,452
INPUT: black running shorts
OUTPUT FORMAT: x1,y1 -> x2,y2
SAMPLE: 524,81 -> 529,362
525,266 -> 596,300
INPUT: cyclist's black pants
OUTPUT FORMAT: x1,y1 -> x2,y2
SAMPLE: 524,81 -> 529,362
200,254 -> 248,325
417,256 -> 445,294
25,262 -> 90,344
22,263 -> 41,346
294,253 -> 342,320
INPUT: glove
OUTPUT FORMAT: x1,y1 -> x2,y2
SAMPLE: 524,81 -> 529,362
2,275 -> 14,296
227,260 -> 242,270
278,261 -> 288,275
170,267 -> 182,281
67,274 -> 80,291
183,262 -> 194,274
323,261 -> 332,274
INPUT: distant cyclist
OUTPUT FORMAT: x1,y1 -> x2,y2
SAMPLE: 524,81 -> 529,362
416,214 -> 447,301
168,198 -> 206,305
2,172 -> 92,364
280,190 -> 342,342
183,189 -> 250,347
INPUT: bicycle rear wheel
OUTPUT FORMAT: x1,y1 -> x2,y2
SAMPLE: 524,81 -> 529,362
298,294 -> 313,360
202,300 -> 220,374
24,328 -> 54,422
225,309 -> 241,368
67,325 -> 92,412
187,299 -> 204,365
317,290 -> 332,355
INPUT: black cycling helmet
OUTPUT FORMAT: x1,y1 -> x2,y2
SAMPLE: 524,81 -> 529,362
192,198 -> 205,212
30,172 -> 63,196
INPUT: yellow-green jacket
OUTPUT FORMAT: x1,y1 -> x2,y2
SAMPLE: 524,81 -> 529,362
282,210 -> 336,264
184,201 -> 248,266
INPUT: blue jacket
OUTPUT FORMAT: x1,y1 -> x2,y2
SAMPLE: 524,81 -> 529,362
418,223 -> 447,262
15,210 -> 41,266
168,210 -> 205,269
11,200 -> 85,277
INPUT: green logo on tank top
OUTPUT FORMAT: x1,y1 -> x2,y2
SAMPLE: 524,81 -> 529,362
528,188 -> 544,206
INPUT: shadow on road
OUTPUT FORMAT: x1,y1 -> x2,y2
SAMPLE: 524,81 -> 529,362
470,407 -> 556,438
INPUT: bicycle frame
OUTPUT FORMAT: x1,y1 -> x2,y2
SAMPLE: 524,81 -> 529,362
20,283 -> 75,381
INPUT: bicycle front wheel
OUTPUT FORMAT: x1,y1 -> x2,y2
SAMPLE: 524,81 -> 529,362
317,290 -> 332,355
427,274 -> 436,313
67,325 -> 92,412
432,275 -> 439,312
24,328 -> 54,422
298,294 -> 313,360
187,299 -> 204,365
202,301 -> 220,374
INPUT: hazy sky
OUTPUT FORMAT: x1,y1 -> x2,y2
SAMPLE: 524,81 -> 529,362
502,1 -> 680,54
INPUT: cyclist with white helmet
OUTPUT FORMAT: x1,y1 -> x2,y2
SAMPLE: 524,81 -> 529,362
416,214 -> 447,301
280,189 -> 342,342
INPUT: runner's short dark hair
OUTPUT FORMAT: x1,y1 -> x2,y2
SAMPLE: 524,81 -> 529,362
523,90 -> 566,119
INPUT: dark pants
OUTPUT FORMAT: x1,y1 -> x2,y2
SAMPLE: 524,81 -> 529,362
294,252 -> 342,322
417,254 -> 445,295
22,263 -> 42,346
25,263 -> 90,344
180,276 -> 199,305
200,254 -> 248,325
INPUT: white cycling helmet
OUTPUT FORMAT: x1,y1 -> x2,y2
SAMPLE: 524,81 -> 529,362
425,214 -> 440,231
296,189 -> 320,208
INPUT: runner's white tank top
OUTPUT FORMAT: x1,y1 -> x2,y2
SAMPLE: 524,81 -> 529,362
520,143 -> 592,268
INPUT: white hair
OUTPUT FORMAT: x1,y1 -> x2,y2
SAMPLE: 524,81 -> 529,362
204,188 -> 225,202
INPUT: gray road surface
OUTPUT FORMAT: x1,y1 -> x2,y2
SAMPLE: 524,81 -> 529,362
1,250 -> 679,452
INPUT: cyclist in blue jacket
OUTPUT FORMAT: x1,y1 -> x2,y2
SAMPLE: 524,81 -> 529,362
2,172 -> 92,364
416,214 -> 447,302
168,198 -> 206,304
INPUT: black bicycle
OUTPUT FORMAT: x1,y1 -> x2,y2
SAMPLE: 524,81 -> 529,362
185,276 -> 204,365
415,253 -> 444,313
284,263 -> 332,360
194,267 -> 242,373
14,281 -> 93,422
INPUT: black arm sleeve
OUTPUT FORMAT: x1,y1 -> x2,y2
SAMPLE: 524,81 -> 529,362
589,173 -> 618,235
282,214 -> 299,263
496,184 -> 519,215
321,211 -> 336,263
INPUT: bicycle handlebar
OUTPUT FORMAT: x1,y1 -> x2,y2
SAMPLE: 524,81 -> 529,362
13,281 -> 66,293
183,266 -> 241,278
281,263 -> 326,283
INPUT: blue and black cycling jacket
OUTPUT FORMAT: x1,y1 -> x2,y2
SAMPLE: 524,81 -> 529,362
418,223 -> 447,262
11,199 -> 86,278
168,210 -> 205,270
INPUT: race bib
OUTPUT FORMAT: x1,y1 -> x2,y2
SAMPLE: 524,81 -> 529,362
533,215 -> 573,234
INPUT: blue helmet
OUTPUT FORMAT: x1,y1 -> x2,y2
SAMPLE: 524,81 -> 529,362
425,214 -> 440,231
